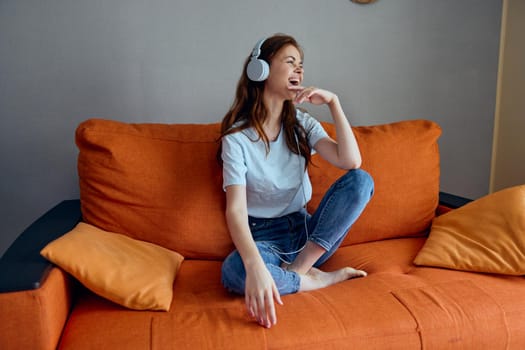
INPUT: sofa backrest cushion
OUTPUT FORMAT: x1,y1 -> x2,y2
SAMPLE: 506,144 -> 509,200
76,118 -> 441,259
308,120 -> 441,246
76,119 -> 232,259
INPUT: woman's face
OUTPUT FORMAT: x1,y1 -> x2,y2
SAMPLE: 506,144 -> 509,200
264,44 -> 304,101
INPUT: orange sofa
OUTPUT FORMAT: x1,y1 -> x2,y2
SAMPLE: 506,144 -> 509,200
1,119 -> 524,349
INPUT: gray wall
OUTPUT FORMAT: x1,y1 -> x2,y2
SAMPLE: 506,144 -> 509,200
0,0 -> 502,256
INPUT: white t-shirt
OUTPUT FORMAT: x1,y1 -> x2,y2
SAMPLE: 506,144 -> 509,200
221,109 -> 328,218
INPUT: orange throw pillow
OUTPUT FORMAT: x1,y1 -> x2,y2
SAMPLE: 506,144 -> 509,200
41,222 -> 184,311
414,185 -> 525,275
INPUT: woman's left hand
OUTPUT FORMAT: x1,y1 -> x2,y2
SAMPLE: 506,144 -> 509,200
291,86 -> 336,106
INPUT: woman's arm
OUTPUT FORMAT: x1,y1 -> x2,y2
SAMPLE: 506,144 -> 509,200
294,87 -> 361,170
225,185 -> 283,328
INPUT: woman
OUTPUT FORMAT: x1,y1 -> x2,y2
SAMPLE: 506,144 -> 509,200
219,34 -> 374,328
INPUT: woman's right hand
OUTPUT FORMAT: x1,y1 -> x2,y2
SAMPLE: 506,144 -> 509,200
244,263 -> 283,328
224,185 -> 283,328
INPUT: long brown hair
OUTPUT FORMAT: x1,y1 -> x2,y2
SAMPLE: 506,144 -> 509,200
218,34 -> 311,168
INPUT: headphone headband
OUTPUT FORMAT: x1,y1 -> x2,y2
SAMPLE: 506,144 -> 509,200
251,38 -> 266,58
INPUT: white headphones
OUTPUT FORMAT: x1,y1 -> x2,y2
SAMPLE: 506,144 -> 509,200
246,38 -> 270,82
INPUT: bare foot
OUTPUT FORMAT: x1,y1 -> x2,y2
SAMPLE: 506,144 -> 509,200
298,267 -> 367,292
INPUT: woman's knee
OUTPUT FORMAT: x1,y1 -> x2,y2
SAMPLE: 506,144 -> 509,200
341,168 -> 374,199
356,168 -> 374,192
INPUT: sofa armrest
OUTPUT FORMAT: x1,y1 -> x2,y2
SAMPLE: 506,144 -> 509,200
0,200 -> 81,292
439,191 -> 473,209
0,200 -> 81,350
0,267 -> 75,350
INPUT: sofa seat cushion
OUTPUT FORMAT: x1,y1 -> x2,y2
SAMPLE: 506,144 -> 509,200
59,289 -> 158,350
407,267 -> 525,349
60,259 -> 422,350
59,238 -> 525,349
264,276 -> 421,349
393,280 -> 507,348
321,237 -> 427,275
59,261 -> 268,350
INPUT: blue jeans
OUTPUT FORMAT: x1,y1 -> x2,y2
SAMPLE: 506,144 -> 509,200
221,168 -> 374,295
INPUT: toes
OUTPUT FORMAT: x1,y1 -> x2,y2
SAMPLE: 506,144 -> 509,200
347,267 -> 367,279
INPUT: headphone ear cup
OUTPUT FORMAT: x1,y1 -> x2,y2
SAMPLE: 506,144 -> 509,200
246,58 -> 270,82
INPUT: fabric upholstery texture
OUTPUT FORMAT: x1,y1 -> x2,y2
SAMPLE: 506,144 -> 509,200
0,268 -> 73,350
76,119 -> 441,259
309,119 -> 441,245
76,120 -> 233,260
6,119 -> 524,349
392,280 -> 508,348
55,239 -> 525,349
41,222 -> 184,311
414,185 -> 525,275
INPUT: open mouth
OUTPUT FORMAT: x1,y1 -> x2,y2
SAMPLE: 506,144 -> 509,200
288,78 -> 300,87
